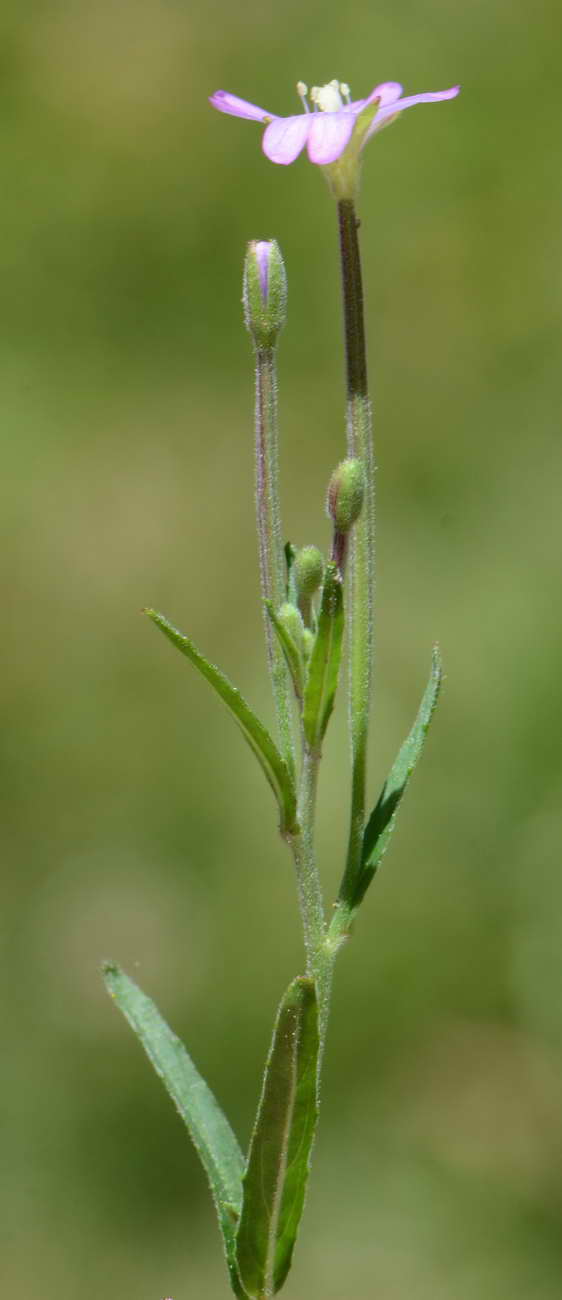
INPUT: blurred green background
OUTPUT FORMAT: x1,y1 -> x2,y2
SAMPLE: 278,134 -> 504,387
3,1 -> 562,1296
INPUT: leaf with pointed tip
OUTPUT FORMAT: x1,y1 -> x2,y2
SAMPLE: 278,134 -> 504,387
236,977 -> 319,1298
302,564 -> 344,752
146,609 -> 298,835
265,601 -> 304,700
104,963 -> 247,1298
342,647 -> 443,912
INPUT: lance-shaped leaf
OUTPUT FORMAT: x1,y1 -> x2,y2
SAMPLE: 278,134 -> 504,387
104,963 -> 247,1298
146,609 -> 298,835
302,564 -> 344,752
236,977 -> 319,1298
340,646 -> 443,913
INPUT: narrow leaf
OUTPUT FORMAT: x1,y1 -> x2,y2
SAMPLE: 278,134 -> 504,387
146,609 -> 298,835
104,963 -> 247,1298
265,600 -> 304,699
302,564 -> 344,752
347,646 -> 443,910
236,977 -> 319,1298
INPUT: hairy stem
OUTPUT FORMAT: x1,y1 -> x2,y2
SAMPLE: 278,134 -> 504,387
254,346 -> 295,777
287,742 -> 332,1042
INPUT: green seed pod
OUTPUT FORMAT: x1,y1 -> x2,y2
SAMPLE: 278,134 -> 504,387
243,240 -> 288,348
276,602 -> 305,657
327,458 -> 366,532
293,545 -> 324,600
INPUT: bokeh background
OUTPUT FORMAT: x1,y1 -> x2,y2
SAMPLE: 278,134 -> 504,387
3,1 -> 562,1297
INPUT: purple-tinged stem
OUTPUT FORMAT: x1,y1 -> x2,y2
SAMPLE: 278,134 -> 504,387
330,528 -> 348,577
337,198 -> 375,907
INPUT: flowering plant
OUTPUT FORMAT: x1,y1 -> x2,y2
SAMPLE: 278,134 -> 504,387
105,71 -> 459,1299
210,78 -> 458,163
211,78 -> 458,196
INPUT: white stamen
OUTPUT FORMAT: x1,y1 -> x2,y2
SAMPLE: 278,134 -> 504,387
296,80 -> 309,112
340,82 -> 351,103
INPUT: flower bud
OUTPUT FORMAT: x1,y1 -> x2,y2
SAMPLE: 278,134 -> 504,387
327,458 -> 365,532
243,239 -> 287,348
276,601 -> 305,657
293,545 -> 324,600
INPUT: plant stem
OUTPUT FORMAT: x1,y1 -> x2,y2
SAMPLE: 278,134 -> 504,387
287,740 -> 333,1042
337,198 -> 375,905
254,345 -> 295,777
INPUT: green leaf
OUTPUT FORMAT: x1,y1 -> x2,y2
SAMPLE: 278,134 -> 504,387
236,977 -> 319,1298
104,963 -> 247,1299
146,609 -> 298,835
265,601 -> 304,700
349,646 -> 443,909
302,564 -> 344,752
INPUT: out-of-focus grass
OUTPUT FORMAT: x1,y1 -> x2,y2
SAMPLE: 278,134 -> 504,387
3,1 -> 562,1296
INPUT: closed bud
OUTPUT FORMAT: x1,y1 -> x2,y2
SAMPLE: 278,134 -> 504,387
276,601 -> 305,656
243,239 -> 287,348
327,458 -> 365,532
302,628 -> 315,661
293,545 -> 324,599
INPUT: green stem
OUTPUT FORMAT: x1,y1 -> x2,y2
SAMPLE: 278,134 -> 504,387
337,197 -> 375,905
254,346 -> 295,777
287,741 -> 332,1042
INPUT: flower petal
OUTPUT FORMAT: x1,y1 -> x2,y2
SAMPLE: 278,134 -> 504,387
368,85 -> 460,137
209,90 -> 273,122
262,114 -> 311,164
254,241 -> 271,301
351,81 -> 403,111
367,81 -> 404,107
306,111 -> 356,165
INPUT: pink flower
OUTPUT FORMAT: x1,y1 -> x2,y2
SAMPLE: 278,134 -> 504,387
209,78 -> 460,167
